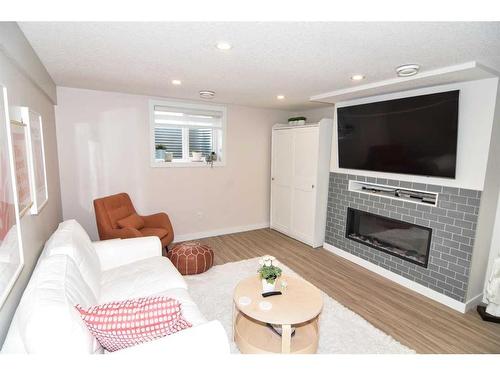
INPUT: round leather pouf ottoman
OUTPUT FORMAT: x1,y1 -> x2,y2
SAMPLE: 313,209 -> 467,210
168,241 -> 214,275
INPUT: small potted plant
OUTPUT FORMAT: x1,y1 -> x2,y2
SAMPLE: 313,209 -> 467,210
155,144 -> 166,160
258,255 -> 282,293
205,152 -> 217,167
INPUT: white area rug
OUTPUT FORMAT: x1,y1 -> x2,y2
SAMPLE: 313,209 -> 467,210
185,258 -> 415,354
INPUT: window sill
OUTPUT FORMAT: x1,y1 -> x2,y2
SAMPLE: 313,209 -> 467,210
151,160 -> 225,168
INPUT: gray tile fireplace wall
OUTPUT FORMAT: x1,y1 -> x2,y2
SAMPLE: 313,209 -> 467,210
325,172 -> 482,302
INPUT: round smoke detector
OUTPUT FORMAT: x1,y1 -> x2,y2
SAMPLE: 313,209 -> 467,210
199,90 -> 215,99
396,64 -> 420,77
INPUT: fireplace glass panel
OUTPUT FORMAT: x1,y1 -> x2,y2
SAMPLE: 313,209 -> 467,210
345,208 -> 431,267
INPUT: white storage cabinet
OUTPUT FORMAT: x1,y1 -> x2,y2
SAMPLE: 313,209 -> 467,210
270,119 -> 333,247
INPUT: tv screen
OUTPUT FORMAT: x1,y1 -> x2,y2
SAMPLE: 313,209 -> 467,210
337,90 -> 459,178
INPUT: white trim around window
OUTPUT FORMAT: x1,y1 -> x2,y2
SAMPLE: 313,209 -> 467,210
149,99 -> 227,168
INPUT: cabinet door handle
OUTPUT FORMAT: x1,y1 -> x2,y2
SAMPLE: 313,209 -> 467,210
272,177 -> 275,181
312,184 -> 315,189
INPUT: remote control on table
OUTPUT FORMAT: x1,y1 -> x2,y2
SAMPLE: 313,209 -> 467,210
262,291 -> 282,298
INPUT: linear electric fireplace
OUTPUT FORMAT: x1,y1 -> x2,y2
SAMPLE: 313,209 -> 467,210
345,208 -> 432,267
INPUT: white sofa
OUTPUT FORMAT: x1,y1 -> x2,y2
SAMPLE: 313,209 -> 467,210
1,220 -> 229,354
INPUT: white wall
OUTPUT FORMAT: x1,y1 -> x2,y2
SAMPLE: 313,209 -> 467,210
55,87 -> 290,241
330,79 -> 498,190
0,23 -> 62,346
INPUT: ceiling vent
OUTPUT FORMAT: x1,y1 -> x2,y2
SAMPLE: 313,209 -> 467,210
396,64 -> 420,77
199,90 -> 215,99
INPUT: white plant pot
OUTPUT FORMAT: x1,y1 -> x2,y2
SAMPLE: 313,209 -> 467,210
261,278 -> 276,293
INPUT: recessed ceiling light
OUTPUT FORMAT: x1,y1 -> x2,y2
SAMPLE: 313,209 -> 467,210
171,79 -> 182,85
216,41 -> 232,50
350,74 -> 365,81
277,95 -> 285,100
199,90 -> 215,99
396,64 -> 420,77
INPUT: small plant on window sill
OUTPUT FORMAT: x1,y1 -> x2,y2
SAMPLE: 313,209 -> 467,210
205,152 -> 217,168
155,144 -> 166,161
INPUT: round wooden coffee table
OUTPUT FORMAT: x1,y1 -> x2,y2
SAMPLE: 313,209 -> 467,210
233,274 -> 323,354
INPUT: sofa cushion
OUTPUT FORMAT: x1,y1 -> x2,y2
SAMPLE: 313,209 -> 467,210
3,255 -> 102,354
139,227 -> 168,239
99,256 -> 187,302
117,213 -> 145,230
75,296 -> 192,352
42,220 -> 101,298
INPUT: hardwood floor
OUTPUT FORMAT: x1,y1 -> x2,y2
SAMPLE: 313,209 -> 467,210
197,228 -> 500,354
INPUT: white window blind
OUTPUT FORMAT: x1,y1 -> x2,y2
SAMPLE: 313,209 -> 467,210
152,102 -> 225,164
154,127 -> 182,159
188,128 -> 213,157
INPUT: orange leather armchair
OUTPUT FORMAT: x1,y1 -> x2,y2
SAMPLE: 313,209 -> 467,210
93,193 -> 174,248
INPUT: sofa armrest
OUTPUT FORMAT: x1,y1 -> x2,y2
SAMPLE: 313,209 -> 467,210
110,321 -> 229,355
93,236 -> 162,271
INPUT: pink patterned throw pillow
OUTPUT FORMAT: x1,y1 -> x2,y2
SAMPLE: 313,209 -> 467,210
75,296 -> 192,352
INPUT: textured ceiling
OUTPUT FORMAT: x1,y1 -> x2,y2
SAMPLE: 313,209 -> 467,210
18,22 -> 500,110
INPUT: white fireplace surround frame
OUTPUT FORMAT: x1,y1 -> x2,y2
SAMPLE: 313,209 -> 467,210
323,243 -> 483,313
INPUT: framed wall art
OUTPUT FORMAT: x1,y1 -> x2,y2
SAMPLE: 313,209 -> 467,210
10,113 -> 33,217
0,86 -> 24,308
22,108 -> 48,214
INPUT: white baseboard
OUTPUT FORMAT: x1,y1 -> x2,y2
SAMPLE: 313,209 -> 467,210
174,222 -> 270,242
323,242 -> 470,313
464,293 -> 484,312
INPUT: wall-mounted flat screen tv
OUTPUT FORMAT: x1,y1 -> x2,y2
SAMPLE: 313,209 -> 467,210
337,90 -> 459,178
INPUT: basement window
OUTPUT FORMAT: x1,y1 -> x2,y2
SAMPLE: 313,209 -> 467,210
149,99 -> 226,167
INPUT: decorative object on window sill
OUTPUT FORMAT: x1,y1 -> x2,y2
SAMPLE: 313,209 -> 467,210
164,152 -> 173,162
287,116 -> 306,126
205,152 -> 217,167
258,255 -> 282,293
192,152 -> 203,162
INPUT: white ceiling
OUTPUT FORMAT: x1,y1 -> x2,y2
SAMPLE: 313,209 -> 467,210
19,22 -> 500,110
